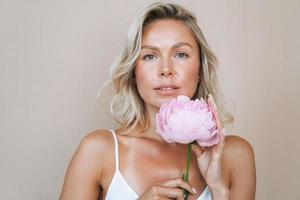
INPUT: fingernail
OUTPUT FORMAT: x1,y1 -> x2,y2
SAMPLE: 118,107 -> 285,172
192,187 -> 197,194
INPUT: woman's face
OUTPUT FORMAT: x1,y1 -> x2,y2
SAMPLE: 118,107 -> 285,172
134,19 -> 200,112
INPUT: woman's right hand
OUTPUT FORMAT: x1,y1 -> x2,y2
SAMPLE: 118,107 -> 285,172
137,177 -> 197,200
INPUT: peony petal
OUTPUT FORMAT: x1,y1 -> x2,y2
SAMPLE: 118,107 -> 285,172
162,124 -> 174,143
177,95 -> 190,102
155,95 -> 218,145
197,131 -> 220,147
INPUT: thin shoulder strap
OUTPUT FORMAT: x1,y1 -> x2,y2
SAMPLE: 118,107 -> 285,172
109,129 -> 119,171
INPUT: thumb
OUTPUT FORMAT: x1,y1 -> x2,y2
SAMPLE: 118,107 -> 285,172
191,144 -> 205,159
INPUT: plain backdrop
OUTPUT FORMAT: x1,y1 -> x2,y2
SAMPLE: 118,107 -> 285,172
0,0 -> 299,199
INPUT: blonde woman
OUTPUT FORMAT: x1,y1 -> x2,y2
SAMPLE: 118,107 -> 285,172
60,2 -> 256,200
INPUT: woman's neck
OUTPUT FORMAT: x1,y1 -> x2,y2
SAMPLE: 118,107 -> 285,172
117,104 -> 164,141
141,104 -> 163,140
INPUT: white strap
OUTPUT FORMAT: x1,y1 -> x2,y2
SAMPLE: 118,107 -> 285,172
109,129 -> 119,170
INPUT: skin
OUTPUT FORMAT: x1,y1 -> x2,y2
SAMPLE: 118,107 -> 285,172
59,19 -> 256,200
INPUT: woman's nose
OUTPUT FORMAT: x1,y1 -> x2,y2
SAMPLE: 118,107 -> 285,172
158,59 -> 174,77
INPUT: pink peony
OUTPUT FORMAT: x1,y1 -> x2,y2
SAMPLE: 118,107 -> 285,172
156,95 -> 220,147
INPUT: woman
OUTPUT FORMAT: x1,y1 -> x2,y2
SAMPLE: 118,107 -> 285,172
60,2 -> 256,200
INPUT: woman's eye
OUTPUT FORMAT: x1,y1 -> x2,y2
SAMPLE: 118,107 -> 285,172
175,52 -> 188,59
142,54 -> 157,61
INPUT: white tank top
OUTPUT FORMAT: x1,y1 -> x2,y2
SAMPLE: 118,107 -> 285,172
104,129 -> 212,200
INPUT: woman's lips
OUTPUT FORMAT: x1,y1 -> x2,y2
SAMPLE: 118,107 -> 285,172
154,87 -> 179,95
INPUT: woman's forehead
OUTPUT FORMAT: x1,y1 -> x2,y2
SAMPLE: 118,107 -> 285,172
141,19 -> 197,48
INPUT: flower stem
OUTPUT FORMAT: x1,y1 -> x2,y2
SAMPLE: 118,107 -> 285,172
182,143 -> 191,200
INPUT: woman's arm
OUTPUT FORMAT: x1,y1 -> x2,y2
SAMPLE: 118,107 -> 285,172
192,134 -> 256,200
59,130 -> 111,200
191,95 -> 256,200
224,135 -> 256,200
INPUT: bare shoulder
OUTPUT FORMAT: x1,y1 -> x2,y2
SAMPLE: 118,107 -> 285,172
74,129 -> 116,177
224,135 -> 255,159
223,135 -> 256,172
80,129 -> 114,153
59,129 -> 114,200
223,135 -> 256,199
72,129 -> 115,166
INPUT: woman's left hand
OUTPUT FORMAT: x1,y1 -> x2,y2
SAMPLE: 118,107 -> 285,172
191,94 -> 228,197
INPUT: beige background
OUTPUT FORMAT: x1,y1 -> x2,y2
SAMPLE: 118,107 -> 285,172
0,0 -> 299,199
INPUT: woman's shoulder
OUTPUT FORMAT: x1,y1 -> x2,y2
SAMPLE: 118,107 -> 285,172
223,135 -> 255,158
77,129 -> 115,158
81,129 -> 114,146
222,135 -> 256,194
72,129 -> 116,171
223,135 -> 255,176
59,129 -> 116,199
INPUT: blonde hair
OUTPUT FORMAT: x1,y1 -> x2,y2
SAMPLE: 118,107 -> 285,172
98,2 -> 234,133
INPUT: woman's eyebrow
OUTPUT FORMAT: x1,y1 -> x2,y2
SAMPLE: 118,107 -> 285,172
141,45 -> 159,51
172,42 -> 193,50
141,42 -> 193,50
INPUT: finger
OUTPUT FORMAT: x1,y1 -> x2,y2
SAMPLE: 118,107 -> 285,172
157,197 -> 169,200
165,187 -> 184,200
154,195 -> 170,200
159,197 -> 170,200
208,94 -> 223,131
191,144 -> 205,159
152,185 -> 184,200
218,132 -> 225,150
157,177 -> 196,195
211,105 -> 222,130
213,132 -> 226,158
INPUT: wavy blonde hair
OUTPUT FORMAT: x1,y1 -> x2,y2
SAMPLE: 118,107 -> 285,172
98,2 -> 234,133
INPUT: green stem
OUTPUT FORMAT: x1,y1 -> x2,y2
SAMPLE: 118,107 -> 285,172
182,143 -> 191,200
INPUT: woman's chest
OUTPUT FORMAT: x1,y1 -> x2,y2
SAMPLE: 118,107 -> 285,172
101,136 -> 208,199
